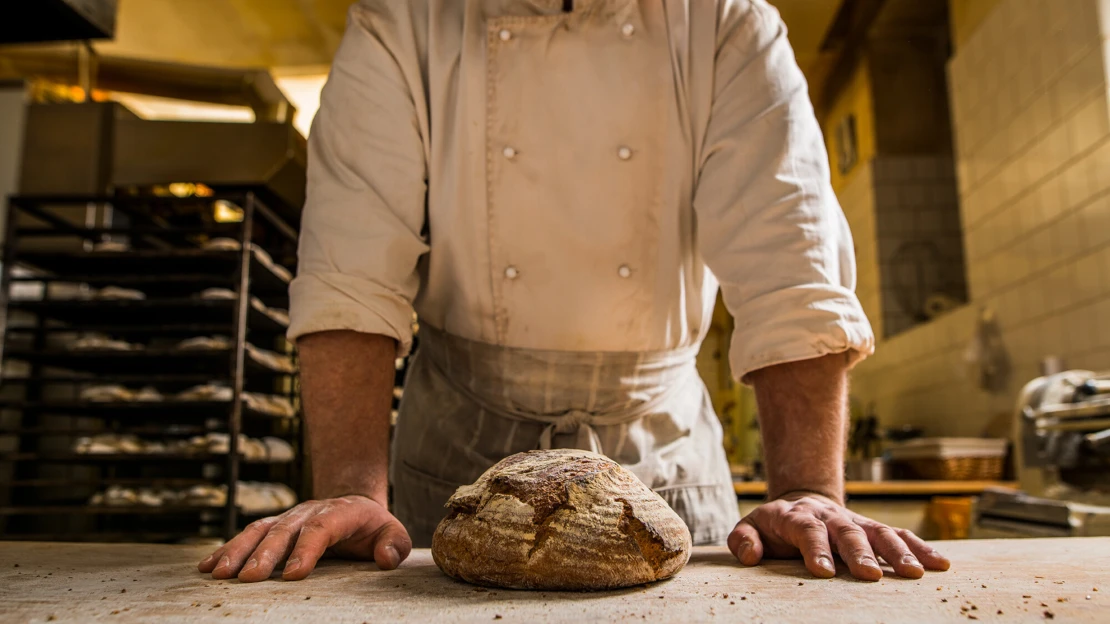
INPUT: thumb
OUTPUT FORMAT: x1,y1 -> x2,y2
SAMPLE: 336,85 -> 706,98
372,517 -> 413,570
727,518 -> 765,566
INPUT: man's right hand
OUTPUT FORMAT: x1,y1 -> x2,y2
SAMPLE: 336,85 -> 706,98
197,495 -> 412,582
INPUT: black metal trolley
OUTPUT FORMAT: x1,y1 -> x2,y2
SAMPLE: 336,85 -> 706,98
0,191 -> 303,542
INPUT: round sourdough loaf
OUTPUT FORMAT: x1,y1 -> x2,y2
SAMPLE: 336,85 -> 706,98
431,449 -> 692,590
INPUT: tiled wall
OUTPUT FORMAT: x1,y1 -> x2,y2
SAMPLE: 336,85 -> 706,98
849,0 -> 1110,435
872,155 -> 966,337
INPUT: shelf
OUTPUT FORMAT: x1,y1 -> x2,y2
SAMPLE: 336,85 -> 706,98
5,323 -> 236,336
0,477 -> 216,487
0,505 -> 286,516
7,298 -> 287,334
0,532 -> 221,542
0,425 -> 210,436
0,452 -> 292,464
0,399 -> 297,421
13,248 -> 291,294
732,480 -> 1021,497
2,195 -> 304,542
3,347 -> 293,376
0,377 -> 286,395
15,224 -> 242,238
10,274 -> 238,300
10,192 -> 301,239
0,427 -> 299,440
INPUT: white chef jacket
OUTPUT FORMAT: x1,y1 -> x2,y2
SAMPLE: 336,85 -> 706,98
288,0 -> 875,382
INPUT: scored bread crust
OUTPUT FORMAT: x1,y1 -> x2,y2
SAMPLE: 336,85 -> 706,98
431,449 -> 692,590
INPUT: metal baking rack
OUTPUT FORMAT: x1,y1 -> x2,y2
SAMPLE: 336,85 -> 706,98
0,191 -> 302,542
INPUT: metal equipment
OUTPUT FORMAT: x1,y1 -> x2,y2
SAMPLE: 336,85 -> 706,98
972,370 -> 1110,538
17,101 -> 306,226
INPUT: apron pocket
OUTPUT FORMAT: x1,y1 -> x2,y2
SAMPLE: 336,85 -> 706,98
391,460 -> 466,548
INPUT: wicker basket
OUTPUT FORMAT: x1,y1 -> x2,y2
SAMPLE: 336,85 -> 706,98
905,456 -> 1004,481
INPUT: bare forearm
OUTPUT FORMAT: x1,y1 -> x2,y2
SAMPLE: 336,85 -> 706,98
297,330 -> 396,504
748,353 -> 851,504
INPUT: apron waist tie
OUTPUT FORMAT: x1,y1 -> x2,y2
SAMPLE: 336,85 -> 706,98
538,409 -> 604,452
418,325 -> 697,454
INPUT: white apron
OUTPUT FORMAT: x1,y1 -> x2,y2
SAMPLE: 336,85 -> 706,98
390,324 -> 740,547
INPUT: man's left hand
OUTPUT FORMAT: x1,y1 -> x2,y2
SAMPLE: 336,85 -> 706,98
727,492 -> 951,581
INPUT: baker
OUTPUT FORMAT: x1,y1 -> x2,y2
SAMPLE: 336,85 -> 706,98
201,0 -> 951,584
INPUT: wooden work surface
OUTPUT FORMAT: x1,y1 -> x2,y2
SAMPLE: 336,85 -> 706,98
1,538 -> 1107,623
733,480 -> 1019,497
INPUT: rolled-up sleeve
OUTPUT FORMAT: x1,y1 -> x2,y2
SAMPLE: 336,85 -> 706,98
693,0 -> 875,383
288,3 -> 428,356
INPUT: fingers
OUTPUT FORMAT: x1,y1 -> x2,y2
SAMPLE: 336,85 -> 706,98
727,519 -> 765,566
198,546 -> 225,574
827,517 -> 883,581
203,516 -> 278,579
199,496 -> 409,583
237,507 -> 316,582
787,515 -> 837,579
863,523 -> 924,579
281,514 -> 335,581
730,494 -> 952,582
895,528 -> 951,571
282,500 -> 383,581
373,517 -> 413,571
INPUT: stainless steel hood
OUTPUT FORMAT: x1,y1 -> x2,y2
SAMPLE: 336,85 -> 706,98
19,101 -> 306,224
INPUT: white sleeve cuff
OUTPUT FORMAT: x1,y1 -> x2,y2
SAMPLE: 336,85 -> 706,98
730,285 -> 875,384
288,272 -> 416,357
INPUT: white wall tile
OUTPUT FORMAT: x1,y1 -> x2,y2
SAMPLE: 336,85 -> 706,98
1019,197 -> 1042,235
1062,157 -> 1094,211
1076,250 -> 1109,295
1068,93 -> 1110,156
1022,279 -> 1048,320
1029,227 -> 1053,273
1038,173 -> 1065,221
1055,45 -> 1105,117
852,0 -> 1110,436
1043,123 -> 1072,172
1096,296 -> 1110,348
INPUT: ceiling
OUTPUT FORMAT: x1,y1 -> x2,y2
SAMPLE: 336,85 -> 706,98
772,0 -> 845,82
95,0 -> 352,70
93,0 -> 844,79
2,0 -> 845,134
